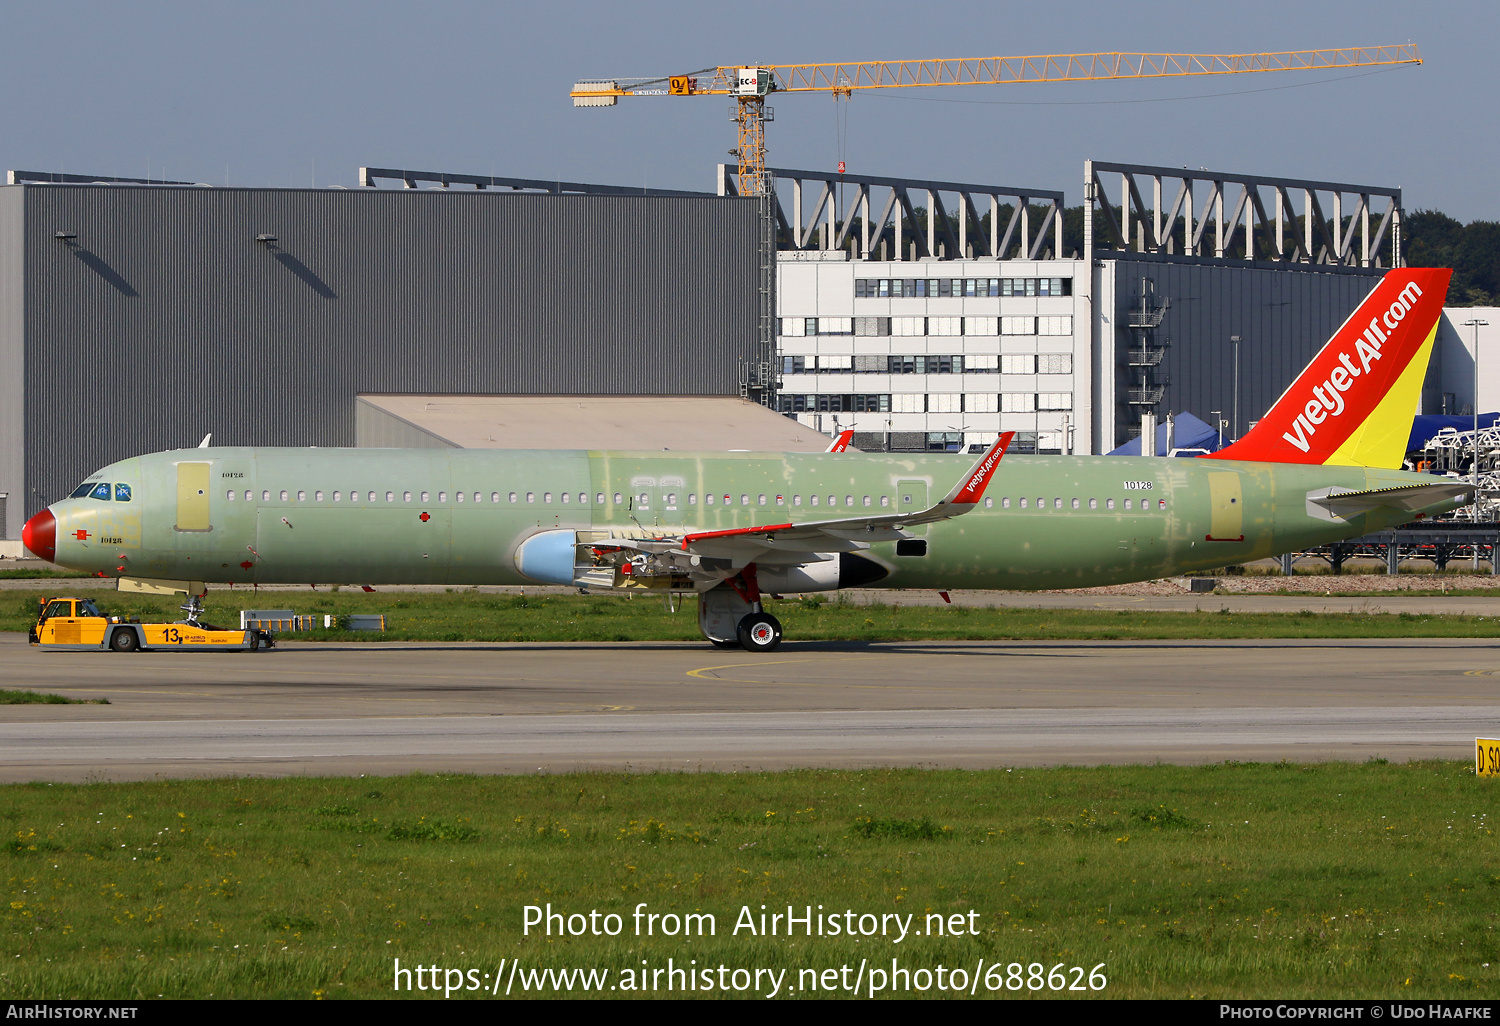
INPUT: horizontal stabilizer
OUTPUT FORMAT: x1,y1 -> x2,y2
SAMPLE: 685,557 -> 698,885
1306,481 -> 1474,521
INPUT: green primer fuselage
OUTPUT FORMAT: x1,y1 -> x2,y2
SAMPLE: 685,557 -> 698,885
46,447 -> 1459,590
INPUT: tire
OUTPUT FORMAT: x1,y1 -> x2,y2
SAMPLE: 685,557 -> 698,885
109,629 -> 139,653
736,612 -> 783,652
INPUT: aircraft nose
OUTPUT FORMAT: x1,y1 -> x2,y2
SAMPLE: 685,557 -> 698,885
21,509 -> 56,562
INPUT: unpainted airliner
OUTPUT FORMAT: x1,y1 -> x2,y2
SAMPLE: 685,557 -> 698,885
21,268 -> 1471,650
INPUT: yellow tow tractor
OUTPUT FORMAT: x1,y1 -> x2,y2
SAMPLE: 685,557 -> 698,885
27,596 -> 275,653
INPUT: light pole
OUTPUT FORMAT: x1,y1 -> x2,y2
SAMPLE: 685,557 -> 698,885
1230,335 -> 1242,441
1465,318 -> 1489,525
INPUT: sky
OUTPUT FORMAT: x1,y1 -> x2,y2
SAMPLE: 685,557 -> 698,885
0,0 -> 1494,220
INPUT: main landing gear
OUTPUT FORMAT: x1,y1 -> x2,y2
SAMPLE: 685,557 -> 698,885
697,564 -> 783,652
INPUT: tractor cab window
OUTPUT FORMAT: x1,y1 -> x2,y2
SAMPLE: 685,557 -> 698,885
114,483 -> 132,502
76,599 -> 103,618
41,600 -> 73,621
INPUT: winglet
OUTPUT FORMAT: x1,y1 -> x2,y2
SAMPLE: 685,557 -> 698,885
825,429 -> 855,453
943,432 -> 1015,506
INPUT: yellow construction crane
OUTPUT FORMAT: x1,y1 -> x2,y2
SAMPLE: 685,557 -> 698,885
572,46 -> 1421,195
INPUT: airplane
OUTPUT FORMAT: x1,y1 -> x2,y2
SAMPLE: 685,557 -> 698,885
21,268 -> 1473,652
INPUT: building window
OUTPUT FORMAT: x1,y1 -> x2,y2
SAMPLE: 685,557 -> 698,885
929,393 -> 962,414
891,316 -> 924,336
819,354 -> 853,372
1001,354 -> 1036,374
1001,393 -> 1036,413
929,316 -> 962,336
1001,316 -> 1035,335
1038,393 -> 1073,411
1038,316 -> 1073,336
854,316 -> 891,336
891,393 -> 924,413
966,393 -> 998,414
964,316 -> 998,336
1038,353 -> 1073,374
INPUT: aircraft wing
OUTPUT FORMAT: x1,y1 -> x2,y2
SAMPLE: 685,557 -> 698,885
1307,481 -> 1475,519
626,432 -> 1014,563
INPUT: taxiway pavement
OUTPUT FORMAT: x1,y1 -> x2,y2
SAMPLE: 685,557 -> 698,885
2,634 -> 1498,780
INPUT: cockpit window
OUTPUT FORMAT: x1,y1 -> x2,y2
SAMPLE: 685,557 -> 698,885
70,482 -> 99,498
114,483 -> 132,502
76,599 -> 103,618
89,482 -> 112,501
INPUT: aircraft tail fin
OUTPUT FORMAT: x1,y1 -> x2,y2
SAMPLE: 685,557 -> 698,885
1205,268 -> 1451,469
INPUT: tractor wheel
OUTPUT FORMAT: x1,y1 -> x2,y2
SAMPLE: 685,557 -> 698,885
109,629 -> 140,653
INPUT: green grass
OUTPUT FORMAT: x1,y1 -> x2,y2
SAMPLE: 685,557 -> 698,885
0,763 -> 1495,999
0,568 -> 82,580
6,589 -> 1500,643
0,689 -> 108,705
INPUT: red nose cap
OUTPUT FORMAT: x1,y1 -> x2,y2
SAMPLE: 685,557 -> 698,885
21,509 -> 56,562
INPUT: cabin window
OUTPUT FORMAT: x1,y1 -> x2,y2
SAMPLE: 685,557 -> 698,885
984,497 -> 993,508
1106,498 -> 1115,509
578,493 -> 587,505
843,496 -> 852,507
1001,497 -> 1010,508
385,491 -> 394,502
332,491 -> 340,502
828,495 -> 836,507
1019,497 -> 1028,508
1071,498 -> 1079,509
688,494 -> 697,506
596,493 -> 605,505
1158,499 -> 1167,509
864,496 -> 872,507
740,494 -> 749,506
1054,498 -> 1062,509
777,495 -> 785,505
244,490 -> 252,501
508,492 -> 517,503
1123,498 -> 1132,510
491,492 -> 500,503
636,493 -> 647,507
793,495 -> 802,506
723,494 -> 731,505
881,496 -> 889,508
705,493 -> 715,506
315,491 -> 324,502
811,495 -> 820,506
115,484 -> 132,502
418,491 -> 427,502
456,491 -> 465,503
758,494 -> 767,506
368,491 -> 376,502
403,491 -> 412,502
613,492 -> 622,504
297,490 -> 307,502
666,493 -> 676,507
438,491 -> 447,503
559,492 -> 568,504
1088,498 -> 1097,509
226,489 -> 236,501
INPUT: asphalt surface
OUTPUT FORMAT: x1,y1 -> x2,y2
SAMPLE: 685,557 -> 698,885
3,634 -> 1499,780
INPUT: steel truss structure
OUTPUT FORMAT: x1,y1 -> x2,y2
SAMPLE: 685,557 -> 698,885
721,166 -> 1066,261
357,167 -> 709,197
1083,160 -> 1403,269
1418,426 -> 1500,521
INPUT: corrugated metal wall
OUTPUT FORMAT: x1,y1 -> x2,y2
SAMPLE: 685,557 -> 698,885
10,186 -> 759,519
0,191 -> 23,539
1107,259 -> 1391,445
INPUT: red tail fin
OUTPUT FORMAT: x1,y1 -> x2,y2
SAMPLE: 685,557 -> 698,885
1205,268 -> 1450,468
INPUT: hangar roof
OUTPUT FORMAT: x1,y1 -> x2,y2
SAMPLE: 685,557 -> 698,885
356,395 -> 840,452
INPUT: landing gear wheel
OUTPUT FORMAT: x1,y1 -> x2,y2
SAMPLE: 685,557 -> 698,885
736,612 -> 783,652
709,638 -> 740,649
109,629 -> 139,653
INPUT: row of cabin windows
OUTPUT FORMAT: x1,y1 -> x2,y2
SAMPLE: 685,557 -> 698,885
224,488 -> 1164,512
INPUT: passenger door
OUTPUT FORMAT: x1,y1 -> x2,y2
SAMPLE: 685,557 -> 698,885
1206,472 -> 1244,542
